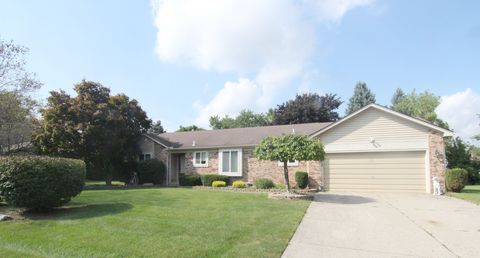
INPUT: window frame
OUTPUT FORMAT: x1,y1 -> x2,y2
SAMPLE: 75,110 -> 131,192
193,151 -> 209,167
278,160 -> 299,167
218,148 -> 242,177
139,153 -> 152,161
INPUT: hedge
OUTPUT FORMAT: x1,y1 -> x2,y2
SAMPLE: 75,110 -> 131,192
137,159 -> 166,185
295,171 -> 309,189
179,174 -> 202,186
255,178 -> 274,189
0,156 -> 85,210
232,180 -> 246,188
446,168 -> 468,192
212,181 -> 226,187
200,174 -> 229,186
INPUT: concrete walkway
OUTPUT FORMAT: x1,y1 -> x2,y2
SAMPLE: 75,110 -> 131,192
282,192 -> 480,258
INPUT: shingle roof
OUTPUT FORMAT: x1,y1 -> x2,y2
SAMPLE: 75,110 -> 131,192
147,122 -> 331,149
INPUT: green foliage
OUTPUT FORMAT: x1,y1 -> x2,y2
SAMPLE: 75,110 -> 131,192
0,156 -> 85,210
33,80 -> 152,185
446,137 -> 479,184
274,183 -> 286,190
179,174 -> 202,186
177,125 -> 204,132
345,81 -> 376,115
232,180 -> 246,188
255,178 -> 274,189
295,171 -> 309,189
392,90 -> 448,128
446,168 -> 468,192
255,134 -> 324,192
212,181 -> 226,187
137,159 -> 166,184
390,88 -> 405,107
200,174 -> 229,186
273,93 -> 342,125
148,120 -> 165,134
209,109 -> 272,129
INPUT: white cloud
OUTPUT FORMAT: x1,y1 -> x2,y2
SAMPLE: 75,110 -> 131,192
436,88 -> 480,144
152,0 -> 373,127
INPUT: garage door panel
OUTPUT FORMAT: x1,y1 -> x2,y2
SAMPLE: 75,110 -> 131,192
326,151 -> 426,192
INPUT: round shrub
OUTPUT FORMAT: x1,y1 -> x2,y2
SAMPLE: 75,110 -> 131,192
255,178 -> 274,189
137,159 -> 166,185
446,168 -> 468,192
295,171 -> 309,189
200,174 -> 229,186
212,181 -> 226,187
232,180 -> 246,188
179,174 -> 202,186
0,156 -> 85,210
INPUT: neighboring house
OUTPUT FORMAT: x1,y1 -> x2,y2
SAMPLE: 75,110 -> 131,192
139,104 -> 452,193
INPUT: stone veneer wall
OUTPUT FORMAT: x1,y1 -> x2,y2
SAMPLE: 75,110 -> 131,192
181,148 -> 322,188
428,131 -> 447,193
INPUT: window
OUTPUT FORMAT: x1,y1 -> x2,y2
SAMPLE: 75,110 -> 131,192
193,151 -> 208,167
219,149 -> 242,176
278,160 -> 299,167
139,153 -> 152,161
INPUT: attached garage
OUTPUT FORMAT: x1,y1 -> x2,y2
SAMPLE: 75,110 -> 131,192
324,151 -> 426,192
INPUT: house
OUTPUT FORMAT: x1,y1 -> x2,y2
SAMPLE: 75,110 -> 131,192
139,104 -> 453,193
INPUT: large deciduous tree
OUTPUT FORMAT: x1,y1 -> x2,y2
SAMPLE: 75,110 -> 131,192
392,90 -> 449,129
345,81 -> 376,115
209,109 -> 272,129
33,80 -> 151,184
0,39 -> 41,154
177,125 -> 204,132
254,134 -> 325,192
273,93 -> 342,125
445,137 -> 479,184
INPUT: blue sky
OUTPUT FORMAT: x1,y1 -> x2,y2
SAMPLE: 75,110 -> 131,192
1,0 -> 479,142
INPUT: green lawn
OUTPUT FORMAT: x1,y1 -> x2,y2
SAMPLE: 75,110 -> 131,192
0,188 -> 309,258
84,180 -> 124,186
447,185 -> 480,205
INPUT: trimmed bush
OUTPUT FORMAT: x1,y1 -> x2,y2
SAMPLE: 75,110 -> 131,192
446,168 -> 468,192
295,171 -> 309,189
232,180 -> 246,188
0,156 -> 85,210
255,178 -> 274,189
137,159 -> 166,185
179,174 -> 202,186
200,174 -> 229,186
212,181 -> 226,187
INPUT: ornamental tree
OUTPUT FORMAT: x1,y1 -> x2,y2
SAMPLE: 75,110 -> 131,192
254,134 -> 325,192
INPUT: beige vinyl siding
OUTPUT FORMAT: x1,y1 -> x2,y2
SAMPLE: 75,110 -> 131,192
325,151 -> 426,192
318,108 -> 429,153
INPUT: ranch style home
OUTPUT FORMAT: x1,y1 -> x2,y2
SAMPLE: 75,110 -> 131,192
139,104 -> 453,193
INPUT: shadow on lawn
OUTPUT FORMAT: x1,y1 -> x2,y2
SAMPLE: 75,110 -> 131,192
460,188 -> 480,194
23,203 -> 133,220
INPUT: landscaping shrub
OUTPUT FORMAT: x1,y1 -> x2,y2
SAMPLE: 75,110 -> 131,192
446,168 -> 468,192
274,183 -> 286,190
212,181 -> 226,187
179,174 -> 202,186
295,171 -> 309,189
0,156 -> 85,210
200,174 -> 229,186
137,159 -> 166,184
255,178 -> 274,189
232,180 -> 246,188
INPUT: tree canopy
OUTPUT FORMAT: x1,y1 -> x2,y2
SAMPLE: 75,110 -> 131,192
209,109 -> 272,129
390,88 -> 405,108
273,93 -> 342,125
148,120 -> 166,134
345,81 -> 376,115
33,80 -> 151,184
446,137 -> 479,184
254,134 -> 325,192
392,90 -> 448,129
177,125 -> 205,132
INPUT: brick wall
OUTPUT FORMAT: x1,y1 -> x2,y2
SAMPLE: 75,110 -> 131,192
428,131 -> 447,193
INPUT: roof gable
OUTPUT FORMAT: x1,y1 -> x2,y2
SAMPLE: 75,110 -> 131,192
311,104 -> 453,137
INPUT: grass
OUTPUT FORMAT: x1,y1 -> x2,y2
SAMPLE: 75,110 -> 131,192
0,188 -> 309,258
447,185 -> 480,205
84,180 -> 124,186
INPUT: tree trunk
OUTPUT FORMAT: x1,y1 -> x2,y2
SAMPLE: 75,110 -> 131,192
283,161 -> 291,192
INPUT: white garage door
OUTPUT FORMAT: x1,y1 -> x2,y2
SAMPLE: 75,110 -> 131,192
325,151 -> 426,192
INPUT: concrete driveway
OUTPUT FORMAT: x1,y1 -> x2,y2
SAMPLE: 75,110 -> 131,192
282,192 -> 480,258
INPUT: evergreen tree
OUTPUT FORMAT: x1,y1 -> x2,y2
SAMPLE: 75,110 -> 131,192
345,81 -> 376,115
